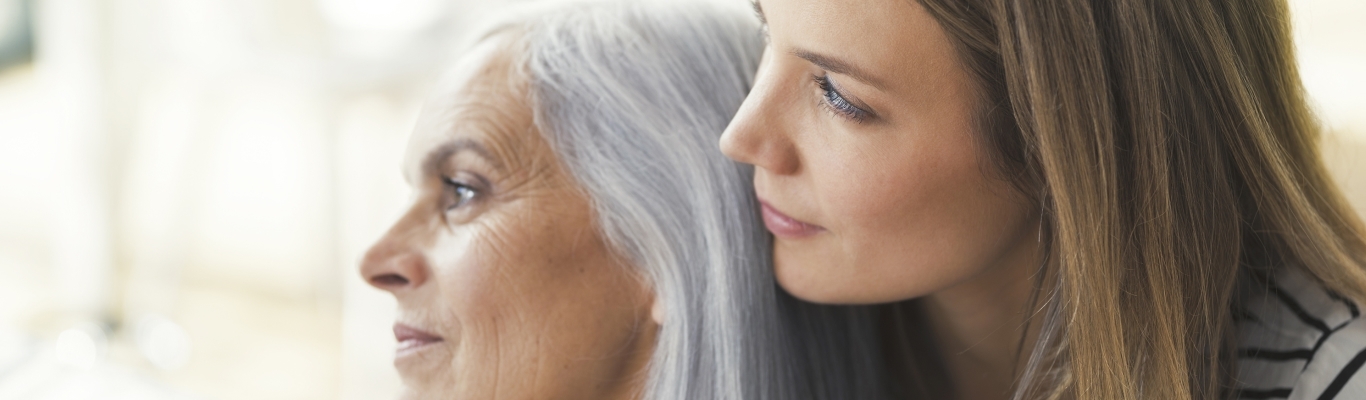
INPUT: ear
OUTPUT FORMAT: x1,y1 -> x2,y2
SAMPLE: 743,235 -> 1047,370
650,296 -> 665,325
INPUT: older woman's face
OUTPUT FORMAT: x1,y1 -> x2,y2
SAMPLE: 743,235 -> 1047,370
360,37 -> 657,400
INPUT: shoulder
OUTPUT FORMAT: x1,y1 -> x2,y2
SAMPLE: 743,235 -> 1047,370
1236,267 -> 1366,400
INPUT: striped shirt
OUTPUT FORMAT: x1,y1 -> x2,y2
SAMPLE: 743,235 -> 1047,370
1236,267 -> 1366,399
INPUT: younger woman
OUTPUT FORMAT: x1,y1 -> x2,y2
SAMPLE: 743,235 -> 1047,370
722,0 -> 1366,398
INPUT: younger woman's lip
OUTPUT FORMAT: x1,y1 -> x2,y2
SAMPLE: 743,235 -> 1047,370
393,323 -> 444,356
760,201 -> 825,238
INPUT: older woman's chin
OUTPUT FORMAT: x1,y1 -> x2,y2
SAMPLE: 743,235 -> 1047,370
399,385 -> 459,400
394,341 -> 455,395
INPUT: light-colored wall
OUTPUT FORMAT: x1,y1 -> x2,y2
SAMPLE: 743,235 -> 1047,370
1324,134 -> 1366,221
1298,0 -> 1366,232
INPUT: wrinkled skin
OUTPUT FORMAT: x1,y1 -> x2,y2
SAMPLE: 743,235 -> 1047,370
361,36 -> 656,400
720,0 -> 1043,398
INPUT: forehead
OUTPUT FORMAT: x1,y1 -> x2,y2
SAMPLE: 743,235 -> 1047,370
762,0 -> 958,94
403,34 -> 538,179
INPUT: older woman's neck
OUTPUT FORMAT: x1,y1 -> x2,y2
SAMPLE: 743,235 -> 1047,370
600,322 -> 658,400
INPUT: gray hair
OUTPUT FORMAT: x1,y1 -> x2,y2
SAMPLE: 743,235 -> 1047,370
471,1 -> 894,399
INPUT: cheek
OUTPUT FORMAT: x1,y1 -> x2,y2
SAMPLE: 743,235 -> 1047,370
815,129 -> 976,234
427,227 -> 481,302
804,121 -> 1034,295
425,212 -> 571,337
424,204 -> 651,394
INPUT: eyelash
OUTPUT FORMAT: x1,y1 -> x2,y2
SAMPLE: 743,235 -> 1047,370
443,177 -> 479,211
813,74 -> 871,123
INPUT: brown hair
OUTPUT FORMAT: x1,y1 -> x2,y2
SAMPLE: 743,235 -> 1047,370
907,0 -> 1366,398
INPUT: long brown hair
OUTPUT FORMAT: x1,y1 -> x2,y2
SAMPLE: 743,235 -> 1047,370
907,0 -> 1366,398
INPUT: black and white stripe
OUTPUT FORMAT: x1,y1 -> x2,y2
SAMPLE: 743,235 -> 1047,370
1235,267 -> 1366,399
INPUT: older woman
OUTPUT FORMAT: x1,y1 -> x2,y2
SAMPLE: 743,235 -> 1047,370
359,1 -> 884,399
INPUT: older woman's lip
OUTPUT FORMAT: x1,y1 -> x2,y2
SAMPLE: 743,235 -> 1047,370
759,201 -> 825,238
394,323 -> 444,355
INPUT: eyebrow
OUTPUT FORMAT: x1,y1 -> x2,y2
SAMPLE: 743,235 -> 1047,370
751,0 -> 888,91
423,138 -> 501,176
792,49 -> 889,91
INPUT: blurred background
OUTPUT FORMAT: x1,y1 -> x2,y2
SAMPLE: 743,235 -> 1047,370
0,0 -> 1361,399
0,0 -> 510,398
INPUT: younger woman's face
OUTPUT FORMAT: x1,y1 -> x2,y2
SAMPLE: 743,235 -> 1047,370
720,0 -> 1040,304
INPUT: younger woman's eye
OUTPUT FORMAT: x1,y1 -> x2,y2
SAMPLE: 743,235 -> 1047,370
814,74 -> 872,122
443,177 -> 479,211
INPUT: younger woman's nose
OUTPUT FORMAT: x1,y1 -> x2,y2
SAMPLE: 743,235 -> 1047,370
719,71 -> 801,175
360,239 -> 430,293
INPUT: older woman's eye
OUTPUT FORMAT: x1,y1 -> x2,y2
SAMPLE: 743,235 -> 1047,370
443,178 -> 479,211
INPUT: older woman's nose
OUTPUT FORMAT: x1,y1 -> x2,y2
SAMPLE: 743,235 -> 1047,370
361,239 -> 430,292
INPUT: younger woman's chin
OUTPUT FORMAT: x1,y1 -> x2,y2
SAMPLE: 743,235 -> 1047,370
773,250 -> 936,305
773,256 -> 865,304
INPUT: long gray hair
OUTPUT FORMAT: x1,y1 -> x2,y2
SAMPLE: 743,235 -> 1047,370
472,0 -> 890,399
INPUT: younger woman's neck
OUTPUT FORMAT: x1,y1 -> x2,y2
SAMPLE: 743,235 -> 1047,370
921,223 -> 1045,400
